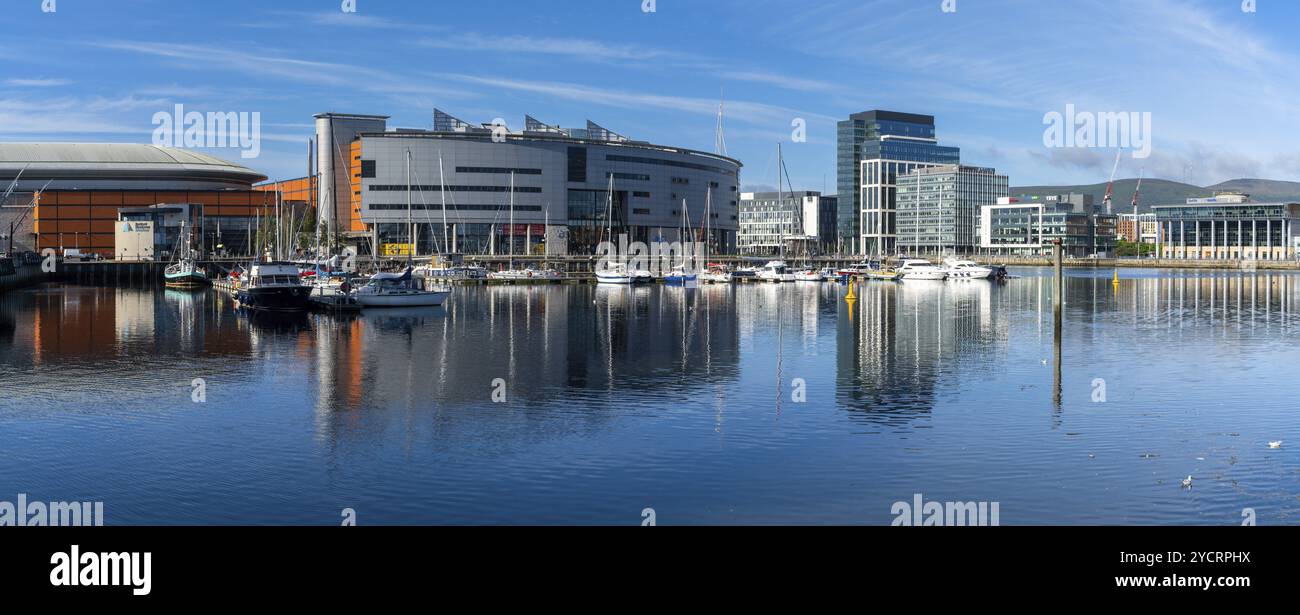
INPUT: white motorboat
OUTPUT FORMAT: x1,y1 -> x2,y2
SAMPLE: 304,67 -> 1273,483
488,267 -> 563,281
897,258 -> 947,281
757,260 -> 796,282
942,258 -> 994,280
793,268 -> 823,282
355,267 -> 452,307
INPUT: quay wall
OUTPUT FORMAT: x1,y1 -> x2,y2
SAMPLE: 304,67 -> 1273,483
968,256 -> 1300,271
0,262 -> 47,293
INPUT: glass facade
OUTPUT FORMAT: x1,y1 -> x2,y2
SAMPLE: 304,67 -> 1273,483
837,110 -> 960,257
1153,201 -> 1300,260
896,165 -> 1007,255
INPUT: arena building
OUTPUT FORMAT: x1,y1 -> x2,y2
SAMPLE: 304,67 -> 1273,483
0,143 -> 271,257
277,110 -> 743,258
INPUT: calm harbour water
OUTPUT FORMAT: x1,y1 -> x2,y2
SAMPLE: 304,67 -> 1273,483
1,268 -> 1297,525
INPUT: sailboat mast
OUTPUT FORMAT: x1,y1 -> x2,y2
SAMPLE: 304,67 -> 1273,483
777,142 -> 784,260
509,171 -> 515,268
406,149 -> 414,266
439,151 -> 449,257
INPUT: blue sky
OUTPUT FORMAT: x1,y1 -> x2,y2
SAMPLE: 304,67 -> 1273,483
1,0 -> 1297,190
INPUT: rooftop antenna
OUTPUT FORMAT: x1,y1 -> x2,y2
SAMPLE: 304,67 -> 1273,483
714,87 -> 728,157
1102,150 -> 1121,215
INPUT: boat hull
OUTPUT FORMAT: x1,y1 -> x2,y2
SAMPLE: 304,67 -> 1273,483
945,269 -> 993,280
355,290 -> 451,307
865,271 -> 902,282
164,272 -> 210,288
596,273 -> 633,284
236,285 -> 313,311
901,272 -> 947,281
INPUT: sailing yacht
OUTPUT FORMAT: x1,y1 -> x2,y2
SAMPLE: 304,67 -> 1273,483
697,188 -> 732,283
163,222 -> 209,288
357,150 -> 453,307
355,266 -> 451,307
596,261 -> 634,284
664,197 -> 698,285
594,174 -> 636,284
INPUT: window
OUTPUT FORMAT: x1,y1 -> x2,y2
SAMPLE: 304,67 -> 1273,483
607,172 -> 650,182
633,191 -> 650,198
456,167 -> 542,175
672,177 -> 690,185
567,147 -> 587,183
360,160 -> 376,178
368,185 -> 542,193
632,208 -> 650,215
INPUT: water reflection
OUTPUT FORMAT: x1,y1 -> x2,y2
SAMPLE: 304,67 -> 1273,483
1,269 -> 1298,524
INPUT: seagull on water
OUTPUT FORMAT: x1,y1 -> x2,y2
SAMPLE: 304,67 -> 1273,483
1181,475 -> 1193,489
1268,441 -> 1283,449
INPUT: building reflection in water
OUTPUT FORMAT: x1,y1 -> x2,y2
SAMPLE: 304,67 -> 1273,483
835,269 -> 1298,430
305,284 -> 743,445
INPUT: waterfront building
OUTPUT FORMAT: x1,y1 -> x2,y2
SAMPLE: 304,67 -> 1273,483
817,194 -> 839,254
836,110 -> 960,257
978,194 -> 1118,258
264,110 -> 743,258
896,165 -> 1007,256
0,143 -> 269,257
1116,213 -> 1159,244
1153,193 -> 1300,260
738,191 -> 836,256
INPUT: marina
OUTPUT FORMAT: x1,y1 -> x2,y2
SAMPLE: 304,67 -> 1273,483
2,265 -> 1298,525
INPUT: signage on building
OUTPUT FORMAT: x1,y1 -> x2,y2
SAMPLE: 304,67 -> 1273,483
380,243 -> 414,257
115,220 -> 156,261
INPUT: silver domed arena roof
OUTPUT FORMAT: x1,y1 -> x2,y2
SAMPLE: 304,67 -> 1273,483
0,143 -> 268,191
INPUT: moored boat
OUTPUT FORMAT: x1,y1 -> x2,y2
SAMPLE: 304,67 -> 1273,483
942,258 -> 994,280
235,262 -> 312,311
897,258 -> 947,281
355,267 -> 451,307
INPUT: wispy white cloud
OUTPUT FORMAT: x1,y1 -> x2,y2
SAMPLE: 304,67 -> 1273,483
5,78 -> 73,87
417,32 -> 837,93
438,74 -> 836,127
89,40 -> 473,102
0,96 -> 164,135
418,33 -> 677,62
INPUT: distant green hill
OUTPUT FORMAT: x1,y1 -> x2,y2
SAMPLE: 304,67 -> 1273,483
1010,179 -> 1210,213
1011,178 -> 1300,213
1206,179 -> 1300,202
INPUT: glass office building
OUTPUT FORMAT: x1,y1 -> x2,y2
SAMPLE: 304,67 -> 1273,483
738,191 -> 835,256
896,165 -> 1007,256
978,194 -> 1117,258
836,110 -> 960,256
1153,193 -> 1300,260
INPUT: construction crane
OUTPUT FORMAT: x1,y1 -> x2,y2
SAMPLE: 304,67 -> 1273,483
1131,168 -> 1144,217
1102,151 -> 1121,215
